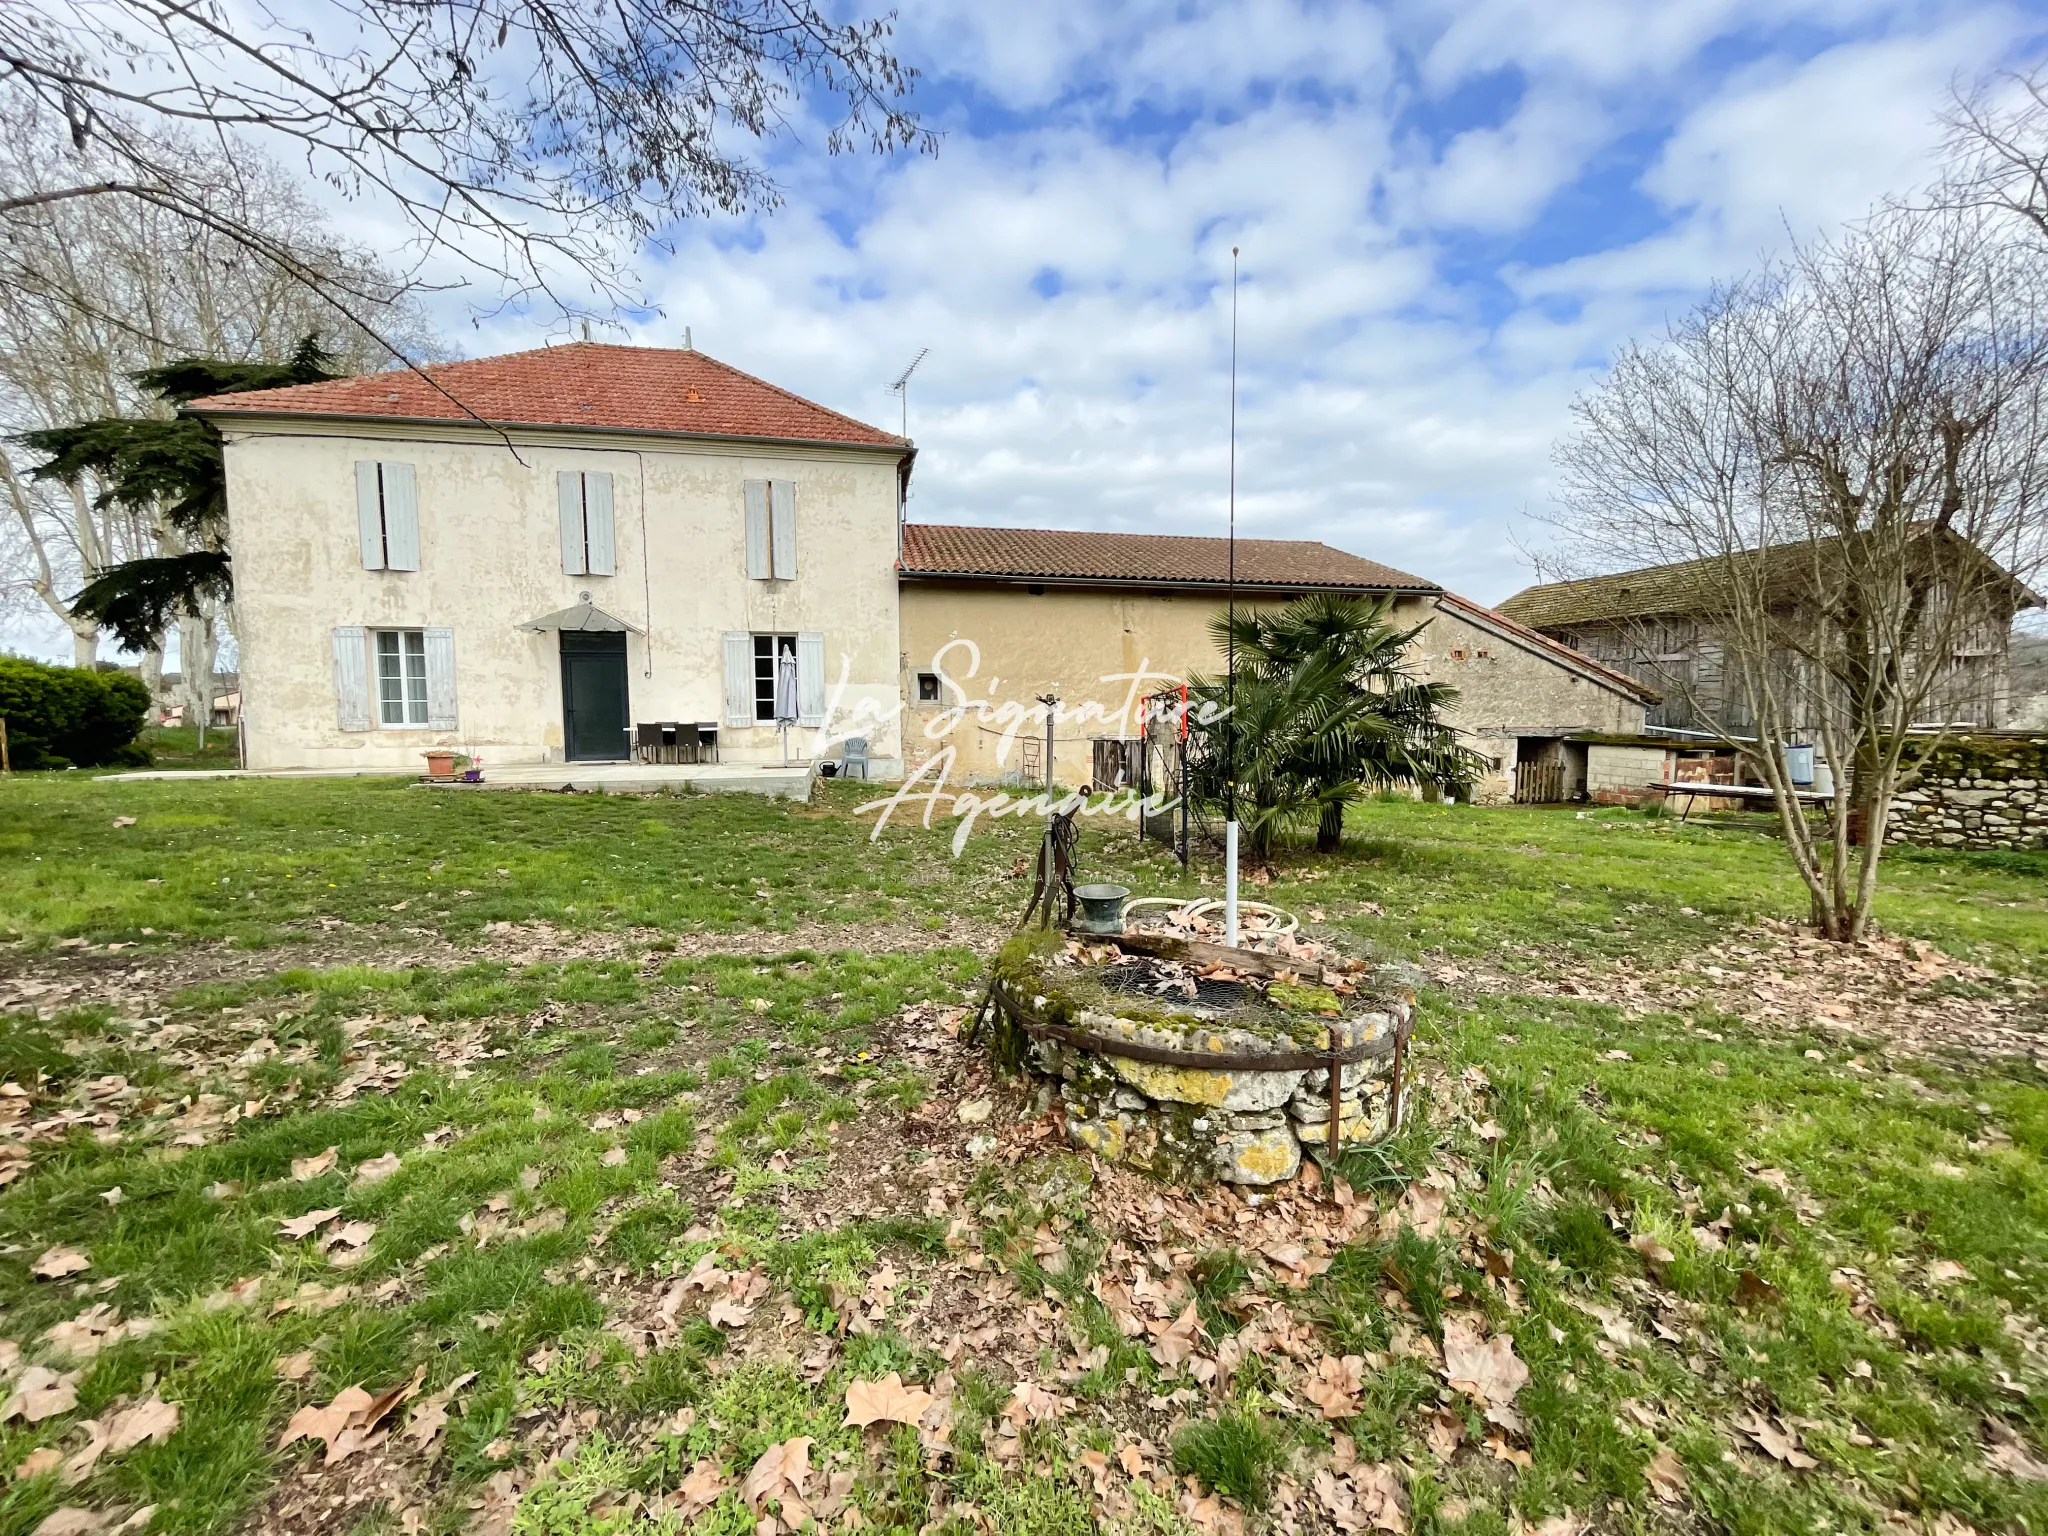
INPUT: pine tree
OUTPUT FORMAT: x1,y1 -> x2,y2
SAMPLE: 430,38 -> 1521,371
23,335 -> 341,649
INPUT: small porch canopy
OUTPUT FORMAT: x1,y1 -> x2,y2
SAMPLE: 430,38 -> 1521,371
519,601 -> 643,634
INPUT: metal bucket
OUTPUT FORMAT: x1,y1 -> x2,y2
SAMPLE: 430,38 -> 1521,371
1783,743 -> 1815,786
1072,883 -> 1131,936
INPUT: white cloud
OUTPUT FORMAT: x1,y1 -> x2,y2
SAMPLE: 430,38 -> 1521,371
8,0 -> 2039,662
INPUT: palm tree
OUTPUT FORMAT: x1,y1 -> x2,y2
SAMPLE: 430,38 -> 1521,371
1187,594 -> 1477,859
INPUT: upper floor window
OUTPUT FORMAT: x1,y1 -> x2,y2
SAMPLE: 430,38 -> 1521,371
557,470 -> 616,576
744,479 -> 798,579
354,461 -> 419,571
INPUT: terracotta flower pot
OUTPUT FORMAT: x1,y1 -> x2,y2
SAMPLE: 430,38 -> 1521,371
424,750 -> 458,779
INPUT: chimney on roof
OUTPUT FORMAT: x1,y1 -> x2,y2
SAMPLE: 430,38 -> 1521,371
683,326 -> 693,351
580,320 -> 590,342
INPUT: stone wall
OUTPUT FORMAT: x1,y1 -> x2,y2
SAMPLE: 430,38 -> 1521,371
1586,743 -> 1669,805
987,957 -> 1415,1186
1886,735 -> 2048,851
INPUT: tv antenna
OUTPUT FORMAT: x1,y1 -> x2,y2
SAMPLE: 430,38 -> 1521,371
889,348 -> 929,439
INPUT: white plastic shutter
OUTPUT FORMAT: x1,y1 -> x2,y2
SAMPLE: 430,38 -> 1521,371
722,632 -> 753,725
331,626 -> 370,731
584,472 -> 615,576
743,480 -> 770,579
381,462 -> 419,571
770,480 -> 797,579
557,471 -> 586,575
354,463 -> 385,570
424,627 -> 458,729
796,632 -> 826,728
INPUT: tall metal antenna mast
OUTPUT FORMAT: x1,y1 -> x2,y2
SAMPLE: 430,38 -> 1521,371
1225,247 -> 1241,949
889,348 -> 929,439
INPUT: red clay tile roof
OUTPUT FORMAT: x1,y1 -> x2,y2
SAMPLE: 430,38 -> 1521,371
1437,592 -> 1660,703
899,523 -> 1438,592
185,342 -> 907,449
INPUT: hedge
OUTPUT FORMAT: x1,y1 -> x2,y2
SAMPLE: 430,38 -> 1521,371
0,656 -> 152,769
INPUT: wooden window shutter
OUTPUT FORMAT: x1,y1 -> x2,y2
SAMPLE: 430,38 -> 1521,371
381,462 -> 419,571
331,626 -> 370,730
770,480 -> 798,579
743,479 -> 770,579
584,472 -> 615,576
423,627 -> 458,729
796,632 -> 826,727
354,463 -> 385,570
722,632 -> 753,725
557,471 -> 586,575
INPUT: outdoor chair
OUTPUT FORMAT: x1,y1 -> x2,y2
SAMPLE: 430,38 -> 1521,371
634,722 -> 662,763
840,737 -> 870,780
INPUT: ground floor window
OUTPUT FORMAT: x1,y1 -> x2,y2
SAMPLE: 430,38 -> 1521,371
376,629 -> 429,726
754,633 -> 798,721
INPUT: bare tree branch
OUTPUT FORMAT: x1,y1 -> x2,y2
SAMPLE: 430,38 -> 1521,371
1538,205 -> 2048,940
0,0 -> 934,328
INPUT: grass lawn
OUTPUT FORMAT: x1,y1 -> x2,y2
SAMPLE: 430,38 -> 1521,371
0,773 -> 2041,1536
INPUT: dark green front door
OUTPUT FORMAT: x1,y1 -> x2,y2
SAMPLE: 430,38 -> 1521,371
561,632 -> 629,761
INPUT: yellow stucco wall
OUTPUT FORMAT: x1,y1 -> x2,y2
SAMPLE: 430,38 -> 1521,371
897,581 -> 1438,784
223,421 -> 905,772
897,583 -> 1647,796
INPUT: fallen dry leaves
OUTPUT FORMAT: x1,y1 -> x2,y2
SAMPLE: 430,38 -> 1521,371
1646,1445 -> 1687,1502
278,1207 -> 340,1240
31,1247 -> 90,1281
402,1371 -> 477,1453
1442,1315 -> 1529,1413
1149,1300 -> 1205,1367
1315,1459 -> 1408,1534
1737,1412 -> 1819,1470
291,1147 -> 338,1181
3,1367 -> 80,1423
1304,1355 -> 1368,1420
277,1366 -> 424,1466
843,1373 -> 934,1429
58,1396 -> 180,1483
741,1436 -> 813,1523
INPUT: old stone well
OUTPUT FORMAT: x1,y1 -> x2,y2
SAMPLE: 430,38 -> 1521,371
983,921 -> 1415,1186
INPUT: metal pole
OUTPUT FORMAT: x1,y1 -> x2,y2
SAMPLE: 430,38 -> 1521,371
1036,693 -> 1058,790
1224,245 -> 1240,949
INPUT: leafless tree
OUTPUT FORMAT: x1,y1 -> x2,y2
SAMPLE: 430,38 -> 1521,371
0,0 -> 931,330
1941,67 -> 2048,245
1546,206 -> 2048,940
0,112 -> 433,722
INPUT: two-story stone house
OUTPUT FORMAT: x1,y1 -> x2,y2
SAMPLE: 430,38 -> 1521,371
193,342 -> 912,773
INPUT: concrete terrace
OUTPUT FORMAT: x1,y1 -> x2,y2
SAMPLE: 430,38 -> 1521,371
97,761 -> 816,800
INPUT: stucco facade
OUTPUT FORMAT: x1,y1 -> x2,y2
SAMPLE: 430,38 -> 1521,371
897,581 -> 1441,784
222,420 -> 906,772
897,580 -> 1651,794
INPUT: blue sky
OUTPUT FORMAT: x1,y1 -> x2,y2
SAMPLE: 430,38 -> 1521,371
11,0 -> 2040,664
450,0 -> 2039,607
